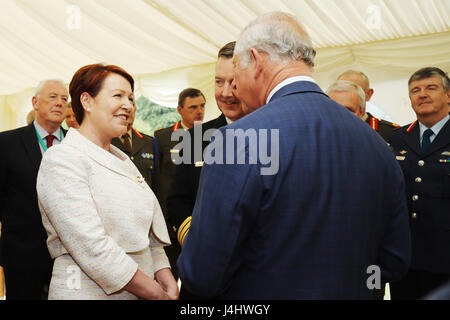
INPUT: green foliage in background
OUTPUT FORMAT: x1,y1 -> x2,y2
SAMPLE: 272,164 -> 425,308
134,96 -> 180,136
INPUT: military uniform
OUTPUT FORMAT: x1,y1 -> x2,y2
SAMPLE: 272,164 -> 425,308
365,112 -> 399,141
388,115 -> 450,299
167,114 -> 227,246
111,128 -> 158,193
166,114 -> 227,299
154,122 -> 183,279
154,121 -> 182,215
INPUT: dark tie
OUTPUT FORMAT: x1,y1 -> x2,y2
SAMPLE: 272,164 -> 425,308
421,128 -> 433,155
46,135 -> 55,148
122,133 -> 132,153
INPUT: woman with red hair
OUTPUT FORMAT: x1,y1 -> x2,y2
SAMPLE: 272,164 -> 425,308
36,64 -> 178,300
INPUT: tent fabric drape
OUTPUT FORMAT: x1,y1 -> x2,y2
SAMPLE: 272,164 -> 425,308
0,0 -> 449,131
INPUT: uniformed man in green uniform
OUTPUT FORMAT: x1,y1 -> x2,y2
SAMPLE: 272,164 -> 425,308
154,88 -> 206,280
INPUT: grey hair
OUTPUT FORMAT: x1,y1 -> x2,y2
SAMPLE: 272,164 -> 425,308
408,67 -> 450,92
234,11 -> 316,68
34,79 -> 67,98
326,80 -> 366,112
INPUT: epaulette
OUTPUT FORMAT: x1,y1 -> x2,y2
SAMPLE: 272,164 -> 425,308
379,119 -> 400,128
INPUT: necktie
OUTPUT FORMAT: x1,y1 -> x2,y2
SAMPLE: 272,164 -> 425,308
46,135 -> 55,148
122,133 -> 132,153
421,128 -> 433,155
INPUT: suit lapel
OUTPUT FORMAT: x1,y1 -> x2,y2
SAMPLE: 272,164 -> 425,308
64,129 -> 141,183
21,124 -> 42,170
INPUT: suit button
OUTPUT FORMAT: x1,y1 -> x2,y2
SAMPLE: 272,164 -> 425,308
418,160 -> 425,166
131,156 -> 134,160
415,177 -> 422,183
412,213 -> 417,219
412,195 -> 419,201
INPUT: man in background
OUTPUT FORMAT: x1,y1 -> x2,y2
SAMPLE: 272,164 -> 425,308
167,41 -> 245,299
65,102 -> 79,128
327,80 -> 399,141
154,88 -> 206,279
388,67 -> 450,299
338,70 -> 394,122
167,41 -> 245,249
0,79 -> 68,299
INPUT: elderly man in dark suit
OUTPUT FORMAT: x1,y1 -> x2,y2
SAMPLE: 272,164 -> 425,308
177,12 -> 411,299
0,79 -> 68,299
388,67 -> 450,300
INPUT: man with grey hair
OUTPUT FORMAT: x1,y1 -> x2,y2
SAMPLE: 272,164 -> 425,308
327,80 -> 399,141
388,67 -> 450,300
178,12 -> 411,299
0,79 -> 68,299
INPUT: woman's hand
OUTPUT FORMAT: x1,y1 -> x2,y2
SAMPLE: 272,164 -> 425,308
123,269 -> 171,300
155,268 -> 179,300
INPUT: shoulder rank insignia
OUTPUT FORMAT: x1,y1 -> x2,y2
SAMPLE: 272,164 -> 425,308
195,161 -> 204,167
141,153 -> 154,159
132,127 -> 143,139
406,121 -> 417,133
370,117 -> 379,131
172,122 -> 181,132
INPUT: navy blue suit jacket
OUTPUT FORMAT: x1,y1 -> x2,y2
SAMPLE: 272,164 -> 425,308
178,81 -> 411,299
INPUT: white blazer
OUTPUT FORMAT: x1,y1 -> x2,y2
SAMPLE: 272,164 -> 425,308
37,128 -> 171,295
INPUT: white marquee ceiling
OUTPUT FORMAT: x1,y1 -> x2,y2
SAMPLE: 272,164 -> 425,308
0,0 -> 449,95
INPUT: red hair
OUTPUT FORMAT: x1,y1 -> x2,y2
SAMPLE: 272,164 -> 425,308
69,64 -> 134,124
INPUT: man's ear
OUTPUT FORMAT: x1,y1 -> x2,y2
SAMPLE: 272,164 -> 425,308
32,96 -> 38,110
250,48 -> 264,80
366,88 -> 374,101
177,105 -> 183,116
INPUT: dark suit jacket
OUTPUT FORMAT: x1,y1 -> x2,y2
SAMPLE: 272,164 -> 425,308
388,116 -> 450,274
178,81 -> 411,299
166,114 -> 227,245
0,123 -> 65,270
111,128 -> 158,194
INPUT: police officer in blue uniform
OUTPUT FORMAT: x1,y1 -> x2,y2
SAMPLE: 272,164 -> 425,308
388,67 -> 450,299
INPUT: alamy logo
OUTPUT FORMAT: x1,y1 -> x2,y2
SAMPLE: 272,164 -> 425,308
170,125 -> 280,176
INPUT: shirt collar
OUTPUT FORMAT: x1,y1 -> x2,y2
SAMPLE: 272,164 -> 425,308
180,121 -> 190,130
419,114 -> 450,139
33,120 -> 62,141
266,76 -> 315,104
